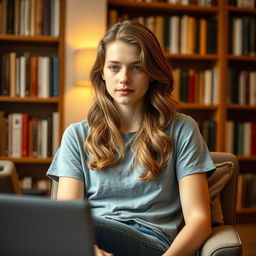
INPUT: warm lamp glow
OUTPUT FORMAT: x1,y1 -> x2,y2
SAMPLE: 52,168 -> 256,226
74,48 -> 97,87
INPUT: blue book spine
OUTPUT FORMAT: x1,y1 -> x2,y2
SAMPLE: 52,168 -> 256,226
51,55 -> 59,97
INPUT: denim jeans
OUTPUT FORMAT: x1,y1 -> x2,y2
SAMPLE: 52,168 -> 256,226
93,216 -> 170,256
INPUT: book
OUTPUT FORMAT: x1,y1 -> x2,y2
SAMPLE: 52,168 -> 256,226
11,113 -> 22,158
52,112 -> 59,155
233,17 -> 243,56
38,56 -> 50,98
169,16 -> 180,54
51,55 -> 59,97
9,52 -> 16,97
199,18 -> 207,55
51,0 -> 60,37
22,113 -> 29,157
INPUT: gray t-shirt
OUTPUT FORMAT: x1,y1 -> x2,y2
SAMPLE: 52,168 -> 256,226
47,113 -> 215,243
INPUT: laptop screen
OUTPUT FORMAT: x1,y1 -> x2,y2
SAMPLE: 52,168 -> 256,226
0,194 -> 95,256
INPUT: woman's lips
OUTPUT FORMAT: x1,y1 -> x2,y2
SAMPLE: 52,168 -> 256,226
117,88 -> 134,95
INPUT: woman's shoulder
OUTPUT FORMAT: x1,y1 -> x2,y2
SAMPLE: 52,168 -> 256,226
63,120 -> 90,137
169,112 -> 198,130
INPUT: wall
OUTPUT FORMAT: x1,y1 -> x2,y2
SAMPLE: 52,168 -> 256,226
64,0 -> 106,128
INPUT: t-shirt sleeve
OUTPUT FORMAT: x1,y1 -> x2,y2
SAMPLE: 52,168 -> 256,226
173,115 -> 215,180
46,124 -> 85,182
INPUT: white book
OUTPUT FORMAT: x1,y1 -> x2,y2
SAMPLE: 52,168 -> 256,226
19,56 -> 26,98
24,0 -> 30,36
204,69 -> 212,105
41,119 -> 48,158
239,71 -> 246,105
168,0 -> 179,3
181,0 -> 189,4
170,16 -> 180,54
233,18 -> 242,56
12,113 -> 22,158
243,122 -> 251,156
38,56 -> 50,98
180,15 -> 189,54
51,0 -> 60,37
212,67 -> 218,104
249,71 -> 256,105
225,121 -> 234,153
52,112 -> 60,155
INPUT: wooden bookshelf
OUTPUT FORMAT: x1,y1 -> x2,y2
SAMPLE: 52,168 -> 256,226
0,0 -> 65,193
107,0 -> 256,223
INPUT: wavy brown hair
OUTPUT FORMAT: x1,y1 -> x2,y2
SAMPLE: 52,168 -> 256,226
85,20 -> 177,180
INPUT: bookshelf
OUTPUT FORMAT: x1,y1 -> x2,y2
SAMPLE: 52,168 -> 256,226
0,0 -> 65,196
107,0 -> 256,223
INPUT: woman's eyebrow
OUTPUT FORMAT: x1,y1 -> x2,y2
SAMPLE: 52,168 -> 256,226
106,60 -> 141,64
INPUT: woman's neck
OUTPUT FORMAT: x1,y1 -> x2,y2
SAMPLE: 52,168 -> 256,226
116,104 -> 144,133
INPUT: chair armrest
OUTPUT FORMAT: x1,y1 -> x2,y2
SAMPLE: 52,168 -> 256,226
199,225 -> 242,256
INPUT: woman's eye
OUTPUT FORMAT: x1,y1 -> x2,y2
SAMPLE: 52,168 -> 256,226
109,65 -> 119,71
131,66 -> 142,71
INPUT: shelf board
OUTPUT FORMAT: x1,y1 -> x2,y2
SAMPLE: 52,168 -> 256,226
237,156 -> 256,161
0,157 -> 52,164
227,104 -> 256,110
165,53 -> 217,60
0,34 -> 60,43
228,6 -> 256,14
108,0 -> 218,15
0,96 -> 60,103
228,55 -> 256,62
178,103 -> 218,109
236,208 -> 256,224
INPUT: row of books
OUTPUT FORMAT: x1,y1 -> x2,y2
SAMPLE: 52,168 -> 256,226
229,0 -> 256,8
237,173 -> 256,209
108,11 -> 217,54
225,121 -> 256,156
173,67 -> 218,104
198,120 -> 216,151
230,16 -> 256,56
0,0 -> 60,36
132,0 -> 217,5
0,111 -> 59,158
228,69 -> 256,105
0,52 -> 59,98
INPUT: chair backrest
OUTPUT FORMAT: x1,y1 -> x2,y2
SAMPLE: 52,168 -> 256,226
210,152 -> 239,225
0,160 -> 21,194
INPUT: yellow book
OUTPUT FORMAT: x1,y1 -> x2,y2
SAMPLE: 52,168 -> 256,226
188,16 -> 195,54
199,18 -> 207,55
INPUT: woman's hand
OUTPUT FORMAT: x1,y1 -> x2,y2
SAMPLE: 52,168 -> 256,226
94,245 -> 114,256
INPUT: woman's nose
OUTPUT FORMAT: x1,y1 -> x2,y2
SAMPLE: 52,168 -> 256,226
120,69 -> 131,84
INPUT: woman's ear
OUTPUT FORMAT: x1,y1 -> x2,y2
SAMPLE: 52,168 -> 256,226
101,73 -> 105,80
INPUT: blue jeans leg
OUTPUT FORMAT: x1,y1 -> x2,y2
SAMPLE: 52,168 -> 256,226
93,216 -> 168,256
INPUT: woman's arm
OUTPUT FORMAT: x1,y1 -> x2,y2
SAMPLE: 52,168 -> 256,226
57,177 -> 84,200
163,172 -> 212,256
56,177 -> 114,256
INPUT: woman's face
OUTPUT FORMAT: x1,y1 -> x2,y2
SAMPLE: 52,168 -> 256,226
102,40 -> 150,109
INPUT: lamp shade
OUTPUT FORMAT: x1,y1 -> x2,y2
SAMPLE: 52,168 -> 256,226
74,48 -> 97,86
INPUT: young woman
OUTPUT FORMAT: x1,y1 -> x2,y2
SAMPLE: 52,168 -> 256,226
47,20 -> 215,256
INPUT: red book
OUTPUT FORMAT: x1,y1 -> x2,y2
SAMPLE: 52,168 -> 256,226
188,69 -> 196,103
251,123 -> 256,155
22,113 -> 29,157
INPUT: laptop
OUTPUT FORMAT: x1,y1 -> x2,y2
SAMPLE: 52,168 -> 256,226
0,194 -> 95,256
